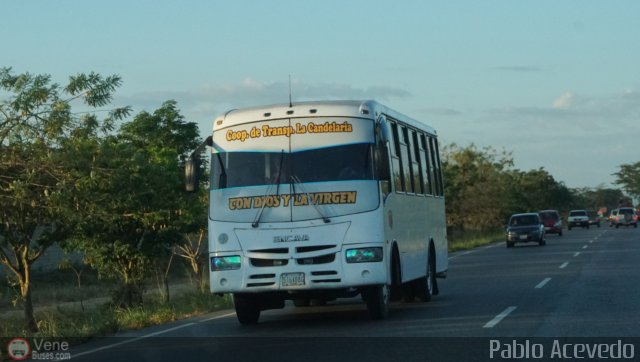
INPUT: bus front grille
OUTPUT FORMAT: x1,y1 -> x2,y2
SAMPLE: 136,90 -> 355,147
250,258 -> 289,267
296,253 -> 335,265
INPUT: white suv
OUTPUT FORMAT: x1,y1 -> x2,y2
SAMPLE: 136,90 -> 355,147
568,210 -> 589,230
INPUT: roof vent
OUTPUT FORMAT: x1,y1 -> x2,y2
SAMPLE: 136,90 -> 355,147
286,110 -> 294,115
309,109 -> 317,114
264,112 -> 271,117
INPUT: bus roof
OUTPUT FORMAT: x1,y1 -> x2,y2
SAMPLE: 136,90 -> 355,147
213,100 -> 437,136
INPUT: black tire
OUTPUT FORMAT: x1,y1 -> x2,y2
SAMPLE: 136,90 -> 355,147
233,294 -> 260,325
506,241 -> 514,248
363,284 -> 390,320
616,224 -> 619,229
568,226 -> 572,230
634,224 -> 638,228
293,298 -> 311,307
539,238 -> 546,246
558,230 -> 563,237
414,251 -> 436,302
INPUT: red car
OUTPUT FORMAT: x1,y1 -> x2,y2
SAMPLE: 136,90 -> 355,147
538,210 -> 563,236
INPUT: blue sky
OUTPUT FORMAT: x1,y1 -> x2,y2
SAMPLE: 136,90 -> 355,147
2,0 -> 639,188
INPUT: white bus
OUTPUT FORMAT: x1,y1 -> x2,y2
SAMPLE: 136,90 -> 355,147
185,100 -> 448,324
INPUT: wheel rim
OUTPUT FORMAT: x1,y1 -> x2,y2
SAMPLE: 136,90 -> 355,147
426,260 -> 433,295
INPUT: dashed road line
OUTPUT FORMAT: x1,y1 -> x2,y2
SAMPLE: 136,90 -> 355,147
582,245 -> 589,249
574,252 -> 581,257
535,277 -> 551,289
483,306 -> 517,328
559,262 -> 569,269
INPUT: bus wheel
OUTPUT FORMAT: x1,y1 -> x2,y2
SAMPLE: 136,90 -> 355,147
363,284 -> 390,320
233,294 -> 260,325
416,252 -> 435,302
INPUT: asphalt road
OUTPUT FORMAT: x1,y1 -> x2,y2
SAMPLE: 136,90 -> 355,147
62,225 -> 640,361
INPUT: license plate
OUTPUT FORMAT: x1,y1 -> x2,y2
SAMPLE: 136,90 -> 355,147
519,235 -> 528,240
281,272 -> 305,287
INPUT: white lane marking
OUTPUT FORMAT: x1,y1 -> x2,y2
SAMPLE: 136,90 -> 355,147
199,311 -> 236,323
68,322 -> 196,360
535,278 -> 551,289
574,252 -> 581,257
483,306 -> 517,328
589,239 -> 594,243
582,245 -> 589,249
559,262 -> 569,269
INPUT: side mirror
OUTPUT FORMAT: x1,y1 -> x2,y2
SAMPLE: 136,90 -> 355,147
185,155 -> 200,192
376,117 -> 392,144
184,136 -> 213,192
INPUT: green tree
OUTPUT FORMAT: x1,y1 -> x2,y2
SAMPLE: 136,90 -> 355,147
442,143 -> 513,231
67,101 -> 202,307
573,186 -> 624,211
0,67 -> 129,331
506,168 -> 573,213
613,161 -> 640,202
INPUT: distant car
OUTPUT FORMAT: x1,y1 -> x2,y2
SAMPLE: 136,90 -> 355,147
506,213 -> 546,248
609,209 -> 619,227
587,210 -> 601,227
614,207 -> 638,228
568,210 -> 589,230
538,209 -> 563,236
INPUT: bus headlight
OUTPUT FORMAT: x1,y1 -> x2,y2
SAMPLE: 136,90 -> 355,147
345,247 -> 383,263
211,256 -> 241,271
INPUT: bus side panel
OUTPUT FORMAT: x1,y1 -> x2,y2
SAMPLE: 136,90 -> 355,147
383,193 -> 446,283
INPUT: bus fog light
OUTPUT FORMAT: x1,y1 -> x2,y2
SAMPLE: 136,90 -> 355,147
361,270 -> 370,278
211,256 -> 241,271
218,233 -> 229,244
346,247 -> 383,263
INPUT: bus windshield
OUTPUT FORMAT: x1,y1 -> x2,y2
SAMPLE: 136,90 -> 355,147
211,143 -> 374,189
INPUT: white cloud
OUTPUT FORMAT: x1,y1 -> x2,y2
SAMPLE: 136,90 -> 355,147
433,88 -> 640,188
552,91 -> 574,109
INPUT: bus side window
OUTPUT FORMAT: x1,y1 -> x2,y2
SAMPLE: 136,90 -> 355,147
428,136 -> 442,197
422,135 -> 434,195
390,122 -> 405,192
414,132 -> 429,195
433,138 -> 444,197
400,127 -> 413,193
408,130 -> 422,194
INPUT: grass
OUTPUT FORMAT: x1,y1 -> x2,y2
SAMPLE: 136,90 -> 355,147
448,229 -> 504,252
0,292 -> 233,339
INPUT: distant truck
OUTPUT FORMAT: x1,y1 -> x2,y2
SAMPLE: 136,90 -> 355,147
568,210 -> 589,230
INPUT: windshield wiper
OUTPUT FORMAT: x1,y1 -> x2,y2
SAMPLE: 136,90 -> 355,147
291,175 -> 331,224
252,150 -> 285,228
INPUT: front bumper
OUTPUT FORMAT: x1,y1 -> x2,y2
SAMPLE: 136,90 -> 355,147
209,249 -> 387,294
507,232 -> 544,242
